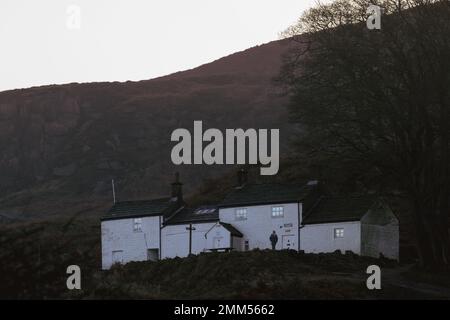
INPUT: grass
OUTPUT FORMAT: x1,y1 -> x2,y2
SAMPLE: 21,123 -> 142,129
1,214 -> 449,300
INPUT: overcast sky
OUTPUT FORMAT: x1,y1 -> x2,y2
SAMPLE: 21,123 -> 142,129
0,0 -> 319,92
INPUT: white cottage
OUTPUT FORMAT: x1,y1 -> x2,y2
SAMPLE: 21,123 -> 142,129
300,197 -> 399,259
205,222 -> 244,251
161,206 -> 219,259
101,171 -> 399,269
217,176 -> 398,259
217,181 -> 319,251
100,174 -> 185,269
161,207 -> 245,258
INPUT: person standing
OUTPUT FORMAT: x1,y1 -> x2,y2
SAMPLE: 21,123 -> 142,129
270,230 -> 278,250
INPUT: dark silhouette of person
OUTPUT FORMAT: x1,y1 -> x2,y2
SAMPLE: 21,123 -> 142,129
270,230 -> 278,250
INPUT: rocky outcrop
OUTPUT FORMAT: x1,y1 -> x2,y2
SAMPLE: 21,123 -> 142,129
0,39 -> 295,214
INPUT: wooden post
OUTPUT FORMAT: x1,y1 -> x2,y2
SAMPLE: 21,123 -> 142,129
186,223 -> 196,255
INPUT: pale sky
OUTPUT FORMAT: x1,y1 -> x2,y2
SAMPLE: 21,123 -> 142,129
0,0 -> 318,92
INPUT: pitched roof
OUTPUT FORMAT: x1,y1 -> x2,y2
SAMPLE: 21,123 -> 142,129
164,205 -> 219,225
101,197 -> 180,221
302,196 -> 377,225
220,222 -> 243,237
219,183 -> 314,208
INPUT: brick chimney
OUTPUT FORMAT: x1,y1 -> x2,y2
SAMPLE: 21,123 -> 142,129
171,172 -> 183,203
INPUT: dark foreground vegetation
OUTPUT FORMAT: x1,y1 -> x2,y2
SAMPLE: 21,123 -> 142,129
1,215 -> 450,300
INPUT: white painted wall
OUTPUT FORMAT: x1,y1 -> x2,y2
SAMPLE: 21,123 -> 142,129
101,216 -> 161,270
101,200 -> 399,268
161,222 -> 216,259
219,202 -> 301,251
205,223 -> 232,250
232,235 -> 243,251
300,221 -> 361,254
361,206 -> 399,260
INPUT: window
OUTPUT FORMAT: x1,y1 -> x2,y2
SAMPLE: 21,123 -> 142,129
235,208 -> 247,220
194,207 -> 216,215
271,206 -> 284,218
133,218 -> 142,232
244,240 -> 249,251
334,228 -> 344,238
147,249 -> 158,261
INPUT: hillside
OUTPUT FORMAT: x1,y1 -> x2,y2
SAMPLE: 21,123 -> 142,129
0,33 -> 446,300
0,39 -> 294,221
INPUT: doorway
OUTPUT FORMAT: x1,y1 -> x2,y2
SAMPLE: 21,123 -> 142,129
282,235 -> 295,250
147,249 -> 159,261
213,237 -> 223,249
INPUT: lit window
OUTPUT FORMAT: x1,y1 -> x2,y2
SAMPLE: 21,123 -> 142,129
235,208 -> 247,220
133,218 -> 142,232
334,228 -> 344,238
271,206 -> 284,218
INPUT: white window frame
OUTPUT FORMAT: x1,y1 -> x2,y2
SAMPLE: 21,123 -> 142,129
235,208 -> 248,220
334,228 -> 344,239
271,206 -> 284,218
133,218 -> 143,232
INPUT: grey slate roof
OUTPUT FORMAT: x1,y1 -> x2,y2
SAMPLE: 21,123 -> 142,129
220,222 -> 243,237
302,196 -> 377,225
219,183 -> 314,208
164,205 -> 219,225
102,197 -> 180,221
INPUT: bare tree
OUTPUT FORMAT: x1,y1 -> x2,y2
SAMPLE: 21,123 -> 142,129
279,0 -> 450,268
